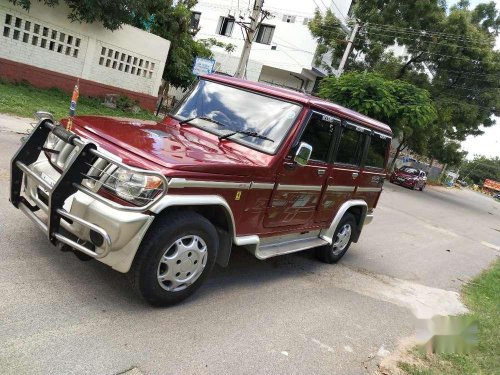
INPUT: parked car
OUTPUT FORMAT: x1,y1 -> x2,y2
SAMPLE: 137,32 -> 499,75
10,75 -> 392,306
390,166 -> 427,191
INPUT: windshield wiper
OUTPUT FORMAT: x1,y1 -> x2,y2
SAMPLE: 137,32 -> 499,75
179,116 -> 225,127
219,130 -> 274,143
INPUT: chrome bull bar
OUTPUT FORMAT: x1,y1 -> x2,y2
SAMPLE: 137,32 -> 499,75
10,118 -> 168,259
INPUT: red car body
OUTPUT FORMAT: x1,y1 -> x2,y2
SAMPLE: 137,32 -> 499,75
11,74 -> 393,305
390,166 -> 427,190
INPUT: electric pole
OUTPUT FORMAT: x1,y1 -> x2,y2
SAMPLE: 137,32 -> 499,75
234,0 -> 265,78
336,22 -> 359,76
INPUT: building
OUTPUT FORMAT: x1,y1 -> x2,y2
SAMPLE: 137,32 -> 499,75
0,1 -> 170,110
191,0 -> 352,93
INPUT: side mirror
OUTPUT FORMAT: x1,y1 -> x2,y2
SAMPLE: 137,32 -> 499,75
294,142 -> 313,166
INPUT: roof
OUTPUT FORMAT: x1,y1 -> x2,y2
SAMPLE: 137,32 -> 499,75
202,74 -> 393,136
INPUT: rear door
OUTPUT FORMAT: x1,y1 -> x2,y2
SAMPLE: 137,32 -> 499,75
325,121 -> 367,215
353,131 -> 391,209
264,112 -> 335,228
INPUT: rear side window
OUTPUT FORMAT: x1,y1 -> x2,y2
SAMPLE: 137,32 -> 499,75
365,135 -> 389,169
335,126 -> 363,165
298,113 -> 336,163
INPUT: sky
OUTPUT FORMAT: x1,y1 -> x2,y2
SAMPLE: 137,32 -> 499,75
450,0 -> 500,159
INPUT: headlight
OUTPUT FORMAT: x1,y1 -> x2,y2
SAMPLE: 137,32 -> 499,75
105,168 -> 166,206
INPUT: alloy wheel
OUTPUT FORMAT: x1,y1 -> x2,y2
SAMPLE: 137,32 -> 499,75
332,224 -> 352,256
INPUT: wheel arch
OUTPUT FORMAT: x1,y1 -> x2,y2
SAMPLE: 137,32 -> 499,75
149,195 -> 236,267
319,200 -> 368,244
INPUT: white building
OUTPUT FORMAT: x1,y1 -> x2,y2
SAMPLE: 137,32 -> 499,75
0,0 -> 170,110
191,0 -> 352,92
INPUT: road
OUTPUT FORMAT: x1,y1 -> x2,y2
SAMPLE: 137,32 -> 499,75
0,115 -> 498,375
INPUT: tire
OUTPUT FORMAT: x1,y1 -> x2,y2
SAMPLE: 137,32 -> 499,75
129,211 -> 219,307
316,213 -> 356,264
419,184 -> 425,191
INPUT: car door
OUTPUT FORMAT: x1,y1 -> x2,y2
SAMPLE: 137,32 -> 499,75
353,131 -> 391,209
264,111 -> 335,228
326,121 -> 367,215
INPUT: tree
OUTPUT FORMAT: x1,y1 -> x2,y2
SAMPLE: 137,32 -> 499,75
8,0 -> 147,30
459,156 -> 500,185
309,1 -> 500,145
131,0 -> 213,90
318,72 -> 437,168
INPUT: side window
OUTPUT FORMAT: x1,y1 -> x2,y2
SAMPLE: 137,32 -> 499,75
335,126 -> 363,165
298,113 -> 336,163
365,134 -> 389,169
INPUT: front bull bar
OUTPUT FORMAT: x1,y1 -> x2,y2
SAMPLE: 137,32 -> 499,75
10,118 -> 167,259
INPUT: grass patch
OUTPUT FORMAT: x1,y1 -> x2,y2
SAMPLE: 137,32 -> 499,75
399,260 -> 500,374
0,80 -> 158,121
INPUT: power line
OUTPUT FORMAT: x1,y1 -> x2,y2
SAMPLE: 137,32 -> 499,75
358,28 -> 487,51
330,0 -> 349,24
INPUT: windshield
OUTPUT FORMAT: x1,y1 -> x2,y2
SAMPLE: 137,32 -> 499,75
400,167 -> 419,175
171,80 -> 302,154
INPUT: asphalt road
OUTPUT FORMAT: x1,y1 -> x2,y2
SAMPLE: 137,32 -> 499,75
0,117 -> 498,375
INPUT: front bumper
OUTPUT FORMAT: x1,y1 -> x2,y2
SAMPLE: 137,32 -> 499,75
10,119 -> 165,273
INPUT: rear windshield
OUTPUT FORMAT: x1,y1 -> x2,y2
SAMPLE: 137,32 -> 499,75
171,80 -> 302,154
400,167 -> 419,175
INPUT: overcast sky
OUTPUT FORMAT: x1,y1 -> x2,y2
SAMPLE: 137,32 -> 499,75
450,0 -> 500,159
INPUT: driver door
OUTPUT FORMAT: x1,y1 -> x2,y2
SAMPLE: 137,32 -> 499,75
264,112 -> 335,228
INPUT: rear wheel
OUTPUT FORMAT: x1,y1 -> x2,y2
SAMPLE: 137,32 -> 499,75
316,213 -> 356,263
419,184 -> 425,191
129,211 -> 218,307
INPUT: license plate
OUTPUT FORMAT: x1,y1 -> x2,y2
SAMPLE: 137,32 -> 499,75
397,177 -> 405,182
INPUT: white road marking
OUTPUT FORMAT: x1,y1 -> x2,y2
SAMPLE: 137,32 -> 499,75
423,224 -> 459,237
320,265 -> 468,319
344,345 -> 353,353
310,338 -> 335,353
280,351 -> 289,356
481,241 -> 500,252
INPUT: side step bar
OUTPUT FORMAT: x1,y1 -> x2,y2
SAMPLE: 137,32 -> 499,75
253,236 -> 329,260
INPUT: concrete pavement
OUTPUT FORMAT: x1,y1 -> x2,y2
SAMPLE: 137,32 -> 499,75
0,115 -> 498,375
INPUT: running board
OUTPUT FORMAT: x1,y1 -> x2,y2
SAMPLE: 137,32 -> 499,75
253,236 -> 329,260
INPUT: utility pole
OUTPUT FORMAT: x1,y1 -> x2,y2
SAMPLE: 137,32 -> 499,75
234,0 -> 265,78
336,21 -> 359,76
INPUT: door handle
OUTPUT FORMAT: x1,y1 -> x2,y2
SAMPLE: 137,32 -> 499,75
317,169 -> 326,176
352,172 -> 359,179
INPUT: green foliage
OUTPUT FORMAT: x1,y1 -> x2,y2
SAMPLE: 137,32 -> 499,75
132,0 -> 213,89
399,261 -> 500,375
309,1 -> 500,154
200,38 -> 236,54
318,72 -> 436,160
8,0 -> 147,30
459,156 -> 500,185
0,80 -> 156,121
115,95 -> 139,112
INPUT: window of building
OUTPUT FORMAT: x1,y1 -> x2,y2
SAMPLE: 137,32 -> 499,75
255,24 -> 275,44
365,134 -> 389,169
217,16 -> 234,37
282,15 -> 296,23
335,126 -> 364,165
297,113 -> 337,163
303,17 -> 310,25
190,12 -> 201,30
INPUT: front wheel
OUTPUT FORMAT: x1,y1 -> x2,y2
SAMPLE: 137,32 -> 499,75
129,211 -> 219,307
316,213 -> 357,263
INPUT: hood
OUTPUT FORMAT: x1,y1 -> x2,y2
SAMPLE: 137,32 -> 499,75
394,170 -> 418,178
70,116 -> 273,176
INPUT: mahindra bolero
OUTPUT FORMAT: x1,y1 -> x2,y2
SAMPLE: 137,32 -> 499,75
10,74 -> 392,306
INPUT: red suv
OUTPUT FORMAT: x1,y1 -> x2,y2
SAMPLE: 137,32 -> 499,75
10,75 -> 392,306
390,166 -> 427,190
